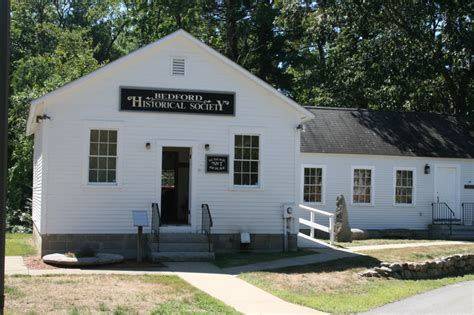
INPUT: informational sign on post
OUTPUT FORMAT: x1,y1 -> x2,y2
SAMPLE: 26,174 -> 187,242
132,211 -> 148,262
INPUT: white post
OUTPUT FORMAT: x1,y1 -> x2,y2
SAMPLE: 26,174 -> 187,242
329,216 -> 335,245
310,212 -> 315,238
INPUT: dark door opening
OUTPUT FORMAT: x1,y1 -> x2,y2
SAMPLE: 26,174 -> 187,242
161,147 -> 190,225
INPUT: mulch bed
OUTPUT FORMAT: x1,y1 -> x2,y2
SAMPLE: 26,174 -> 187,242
24,256 -> 166,270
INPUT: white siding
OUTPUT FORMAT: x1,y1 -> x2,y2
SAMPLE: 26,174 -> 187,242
40,36 -> 301,235
299,153 -> 474,230
32,125 -> 44,232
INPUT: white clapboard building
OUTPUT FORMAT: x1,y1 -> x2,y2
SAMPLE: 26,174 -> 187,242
27,30 -> 474,259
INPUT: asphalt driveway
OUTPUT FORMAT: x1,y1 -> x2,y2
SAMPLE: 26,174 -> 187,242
363,280 -> 474,315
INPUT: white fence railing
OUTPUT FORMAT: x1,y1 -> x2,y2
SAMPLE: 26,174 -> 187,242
298,204 -> 335,245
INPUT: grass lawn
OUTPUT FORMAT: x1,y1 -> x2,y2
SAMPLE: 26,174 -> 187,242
214,250 -> 315,268
239,244 -> 474,313
5,274 -> 239,314
6,233 -> 36,256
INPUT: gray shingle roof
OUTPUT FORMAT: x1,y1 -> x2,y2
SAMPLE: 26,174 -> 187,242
301,107 -> 474,158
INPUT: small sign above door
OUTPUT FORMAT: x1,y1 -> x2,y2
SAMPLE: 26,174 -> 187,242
206,155 -> 228,173
120,87 -> 235,115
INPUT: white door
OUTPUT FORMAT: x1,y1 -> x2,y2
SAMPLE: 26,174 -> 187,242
435,166 -> 459,218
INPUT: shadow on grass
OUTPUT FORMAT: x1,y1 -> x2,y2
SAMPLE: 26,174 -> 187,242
257,255 -> 381,275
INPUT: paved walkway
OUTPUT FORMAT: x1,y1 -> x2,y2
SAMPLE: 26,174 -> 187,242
363,280 -> 474,315
222,248 -> 357,274
166,262 -> 324,314
348,240 -> 472,252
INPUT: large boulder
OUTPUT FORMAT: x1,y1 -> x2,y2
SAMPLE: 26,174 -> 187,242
335,195 -> 352,242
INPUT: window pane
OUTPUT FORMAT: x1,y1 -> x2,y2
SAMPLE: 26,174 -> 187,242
90,130 -> 99,142
107,157 -> 116,170
243,148 -> 251,159
89,157 -> 98,169
108,143 -> 117,156
107,170 -> 116,183
251,149 -> 259,160
98,170 -> 107,182
89,170 -> 97,182
234,173 -> 242,185
235,148 -> 242,159
242,174 -> 250,185
251,136 -> 259,148
243,161 -> 250,172
90,143 -> 98,155
98,157 -> 107,169
99,130 -> 108,142
250,174 -> 258,185
99,143 -> 108,155
235,135 -> 242,147
251,162 -> 258,172
109,130 -> 117,143
243,136 -> 251,147
234,161 -> 242,172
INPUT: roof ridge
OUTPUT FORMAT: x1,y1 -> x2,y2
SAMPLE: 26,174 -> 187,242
304,106 -> 458,117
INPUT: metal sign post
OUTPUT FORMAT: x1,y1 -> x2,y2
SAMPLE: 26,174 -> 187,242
132,211 -> 149,263
0,0 -> 10,312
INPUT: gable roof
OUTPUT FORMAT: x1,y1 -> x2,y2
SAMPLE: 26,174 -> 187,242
301,107 -> 474,159
27,29 -> 314,135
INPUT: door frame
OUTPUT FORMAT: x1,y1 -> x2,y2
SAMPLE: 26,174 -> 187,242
155,139 -> 198,233
434,164 -> 461,218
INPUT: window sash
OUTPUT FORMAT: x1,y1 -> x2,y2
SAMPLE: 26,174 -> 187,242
353,169 -> 372,204
303,167 -> 323,203
395,170 -> 414,204
88,129 -> 118,184
234,135 -> 259,186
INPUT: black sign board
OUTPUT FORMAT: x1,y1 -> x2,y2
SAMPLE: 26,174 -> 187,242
465,185 -> 474,189
120,87 -> 235,115
206,155 -> 228,173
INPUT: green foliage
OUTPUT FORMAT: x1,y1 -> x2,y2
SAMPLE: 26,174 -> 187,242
7,1 -> 473,230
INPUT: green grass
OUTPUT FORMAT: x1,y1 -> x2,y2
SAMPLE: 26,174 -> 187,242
239,244 -> 474,313
5,274 -> 240,314
214,250 -> 315,268
6,233 -> 36,256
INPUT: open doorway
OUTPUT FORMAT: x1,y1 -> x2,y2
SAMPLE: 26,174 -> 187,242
161,147 -> 190,225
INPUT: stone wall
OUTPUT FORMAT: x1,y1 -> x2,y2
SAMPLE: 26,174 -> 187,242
360,254 -> 474,279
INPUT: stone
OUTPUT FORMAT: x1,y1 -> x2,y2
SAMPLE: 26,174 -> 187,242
335,195 -> 352,242
42,253 -> 124,267
402,270 -> 412,279
351,228 -> 369,240
389,263 -> 402,272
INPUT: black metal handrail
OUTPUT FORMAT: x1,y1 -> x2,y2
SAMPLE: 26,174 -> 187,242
432,202 -> 455,235
151,203 -> 161,251
462,202 -> 474,226
201,204 -> 213,252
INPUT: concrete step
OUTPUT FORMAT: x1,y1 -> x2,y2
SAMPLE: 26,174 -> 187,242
150,242 -> 212,252
150,251 -> 215,262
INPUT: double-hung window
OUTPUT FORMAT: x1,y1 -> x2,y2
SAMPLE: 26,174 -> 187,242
352,167 -> 373,204
233,135 -> 259,186
88,129 -> 118,184
394,168 -> 415,205
303,167 -> 324,203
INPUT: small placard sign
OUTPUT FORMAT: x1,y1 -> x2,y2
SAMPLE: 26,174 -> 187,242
132,211 -> 149,227
206,155 -> 228,173
464,185 -> 474,189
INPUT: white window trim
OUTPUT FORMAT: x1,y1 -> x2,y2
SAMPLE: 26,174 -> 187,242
229,127 -> 265,190
301,164 -> 326,205
350,165 -> 375,206
82,120 -> 124,189
393,167 -> 417,207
